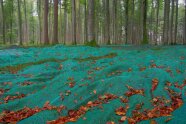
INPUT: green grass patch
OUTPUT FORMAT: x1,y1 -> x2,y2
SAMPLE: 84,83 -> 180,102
0,58 -> 67,73
74,53 -> 117,62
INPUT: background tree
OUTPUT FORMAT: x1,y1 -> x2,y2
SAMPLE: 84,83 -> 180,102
53,0 -> 58,44
43,0 -> 49,44
87,0 -> 95,42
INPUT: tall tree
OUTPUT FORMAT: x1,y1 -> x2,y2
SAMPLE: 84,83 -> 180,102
71,0 -> 76,44
37,0 -> 42,43
23,0 -> 28,42
17,0 -> 23,45
170,0 -> 175,44
1,0 -> 5,44
63,0 -> 67,44
87,0 -> 95,42
53,0 -> 58,44
184,0 -> 186,44
105,0 -> 110,44
43,0 -> 49,44
174,0 -> 178,44
142,0 -> 148,44
164,0 -> 170,44
125,0 -> 129,44
84,0 -> 87,43
156,0 -> 160,44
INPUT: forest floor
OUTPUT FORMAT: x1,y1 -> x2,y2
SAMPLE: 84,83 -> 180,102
0,45 -> 186,124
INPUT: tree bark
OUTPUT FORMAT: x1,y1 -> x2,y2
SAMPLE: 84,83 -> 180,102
170,0 -> 175,44
43,0 -> 49,44
17,0 -> 23,45
163,0 -> 170,44
84,0 -> 87,43
142,0 -> 148,44
87,0 -> 95,42
53,0 -> 58,44
37,0 -> 42,43
105,0 -> 110,44
156,0 -> 160,44
63,0 -> 67,44
1,0 -> 5,44
71,0 -> 76,44
184,0 -> 186,44
174,0 -> 178,44
125,0 -> 129,44
23,0 -> 28,42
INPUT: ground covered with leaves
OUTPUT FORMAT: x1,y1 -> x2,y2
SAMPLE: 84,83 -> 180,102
0,45 -> 186,124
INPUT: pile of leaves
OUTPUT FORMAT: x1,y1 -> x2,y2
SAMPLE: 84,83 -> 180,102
0,101 -> 65,123
47,94 -> 118,124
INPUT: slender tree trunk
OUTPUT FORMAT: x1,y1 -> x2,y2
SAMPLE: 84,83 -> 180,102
142,0 -> 148,44
112,0 -> 117,44
84,0 -> 87,43
105,0 -> 110,44
163,0 -> 170,44
170,0 -> 175,44
43,0 -> 49,44
131,0 -> 135,44
17,0 -> 23,45
1,0 -> 5,44
184,0 -> 186,44
87,0 -> 95,42
125,0 -> 129,44
10,0 -> 14,44
174,0 -> 178,44
23,0 -> 28,42
71,0 -> 76,44
37,0 -> 42,43
64,0 -> 67,44
53,0 -> 58,44
156,0 -> 160,44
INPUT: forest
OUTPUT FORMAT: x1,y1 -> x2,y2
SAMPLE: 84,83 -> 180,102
0,0 -> 186,45
0,0 -> 186,124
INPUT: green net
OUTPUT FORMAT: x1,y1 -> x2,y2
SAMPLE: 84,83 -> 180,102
0,45 -> 186,124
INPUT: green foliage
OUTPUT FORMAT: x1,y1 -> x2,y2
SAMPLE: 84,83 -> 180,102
85,40 -> 99,47
74,53 -> 117,62
0,58 -> 67,73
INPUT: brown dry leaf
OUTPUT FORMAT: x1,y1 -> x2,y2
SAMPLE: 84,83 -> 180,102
115,105 -> 129,116
120,116 -> 127,122
165,118 -> 172,123
151,78 -> 159,92
93,90 -> 97,94
106,121 -> 115,124
150,120 -> 157,124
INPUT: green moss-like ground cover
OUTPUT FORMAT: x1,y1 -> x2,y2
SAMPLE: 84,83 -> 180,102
0,45 -> 186,124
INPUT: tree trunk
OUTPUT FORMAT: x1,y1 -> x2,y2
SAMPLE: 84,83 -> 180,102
37,0 -> 42,44
63,0 -> 67,44
17,0 -> 23,45
1,0 -> 5,44
131,0 -> 135,44
87,0 -> 95,42
156,0 -> 160,44
71,0 -> 76,44
23,0 -> 28,42
43,0 -> 49,44
163,0 -> 170,44
125,0 -> 129,44
53,0 -> 58,44
105,0 -> 110,44
184,0 -> 186,44
174,0 -> 178,44
84,0 -> 87,43
142,0 -> 148,44
170,0 -> 175,44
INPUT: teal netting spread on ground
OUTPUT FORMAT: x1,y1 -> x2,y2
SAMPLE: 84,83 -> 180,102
0,45 -> 186,124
